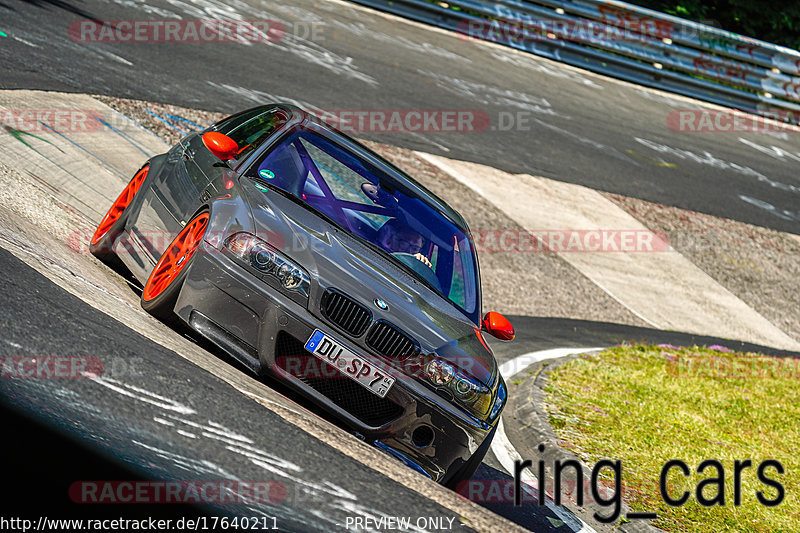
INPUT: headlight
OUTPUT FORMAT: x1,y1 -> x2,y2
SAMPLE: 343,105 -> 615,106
488,377 -> 506,423
424,357 -> 492,418
425,359 -> 455,385
224,232 -> 310,298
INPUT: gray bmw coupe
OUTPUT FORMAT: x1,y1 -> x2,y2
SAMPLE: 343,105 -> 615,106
90,104 -> 514,488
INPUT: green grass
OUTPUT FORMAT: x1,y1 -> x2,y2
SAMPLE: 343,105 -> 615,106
545,344 -> 800,532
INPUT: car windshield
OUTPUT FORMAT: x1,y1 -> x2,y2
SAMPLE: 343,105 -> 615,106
247,127 -> 478,319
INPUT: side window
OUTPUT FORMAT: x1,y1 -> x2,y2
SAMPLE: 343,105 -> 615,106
213,108 -> 265,135
214,108 -> 287,162
450,252 -> 466,309
448,236 -> 476,313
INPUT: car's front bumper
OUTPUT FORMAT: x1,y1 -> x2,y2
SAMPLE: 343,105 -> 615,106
174,239 -> 494,482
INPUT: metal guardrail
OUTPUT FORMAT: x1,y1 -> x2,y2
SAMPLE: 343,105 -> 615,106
350,0 -> 800,122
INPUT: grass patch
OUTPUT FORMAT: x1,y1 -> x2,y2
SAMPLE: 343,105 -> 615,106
545,344 -> 800,532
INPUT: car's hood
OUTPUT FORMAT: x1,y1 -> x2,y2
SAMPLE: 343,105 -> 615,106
240,179 -> 497,386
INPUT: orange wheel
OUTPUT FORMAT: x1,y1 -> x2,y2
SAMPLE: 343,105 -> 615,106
142,212 -> 209,303
91,165 -> 148,246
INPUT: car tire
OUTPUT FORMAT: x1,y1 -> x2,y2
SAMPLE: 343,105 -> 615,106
140,211 -> 210,323
89,164 -> 149,269
443,424 -> 497,491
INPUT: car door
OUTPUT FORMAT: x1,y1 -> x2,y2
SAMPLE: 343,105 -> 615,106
160,133 -> 215,226
125,142 -> 190,265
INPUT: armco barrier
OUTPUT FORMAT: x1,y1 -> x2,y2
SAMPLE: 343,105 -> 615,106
351,0 -> 800,123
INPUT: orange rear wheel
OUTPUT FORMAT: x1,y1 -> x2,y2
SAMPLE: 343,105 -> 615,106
91,166 -> 148,246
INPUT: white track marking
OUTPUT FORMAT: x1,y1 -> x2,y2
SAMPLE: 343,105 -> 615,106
13,36 -> 40,48
93,48 -> 134,66
498,347 -> 603,379
91,376 -> 196,415
583,278 -> 661,329
165,415 -> 253,444
492,347 -> 603,532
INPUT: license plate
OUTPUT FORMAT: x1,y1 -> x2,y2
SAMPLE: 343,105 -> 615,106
304,329 -> 395,398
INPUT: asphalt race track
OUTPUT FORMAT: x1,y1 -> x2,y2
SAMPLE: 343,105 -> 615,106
0,242 -> 573,532
1,0 -> 800,233
4,240 -> 792,531
0,246 -> 478,531
1,0 -> 800,532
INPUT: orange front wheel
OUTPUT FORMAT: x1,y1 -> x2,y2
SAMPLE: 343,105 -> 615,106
141,211 -> 209,321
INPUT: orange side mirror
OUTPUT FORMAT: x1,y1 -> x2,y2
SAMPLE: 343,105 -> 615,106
202,132 -> 239,161
482,311 -> 515,341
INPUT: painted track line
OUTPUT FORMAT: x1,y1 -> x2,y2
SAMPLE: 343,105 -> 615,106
492,347 -> 603,533
498,347 -> 604,379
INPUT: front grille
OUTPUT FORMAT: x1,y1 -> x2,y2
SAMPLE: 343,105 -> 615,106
366,321 -> 419,361
320,289 -> 371,337
274,332 -> 403,427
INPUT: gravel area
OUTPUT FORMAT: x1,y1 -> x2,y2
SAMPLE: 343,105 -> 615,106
606,193 -> 800,343
94,95 -> 226,146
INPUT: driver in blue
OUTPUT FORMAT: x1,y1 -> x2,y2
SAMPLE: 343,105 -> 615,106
377,219 -> 432,268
